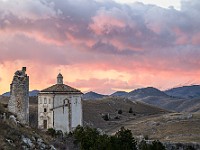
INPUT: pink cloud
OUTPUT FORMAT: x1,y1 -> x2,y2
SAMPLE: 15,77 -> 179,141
1,0 -> 200,94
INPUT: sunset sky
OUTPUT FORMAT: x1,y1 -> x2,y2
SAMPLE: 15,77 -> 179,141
0,0 -> 200,95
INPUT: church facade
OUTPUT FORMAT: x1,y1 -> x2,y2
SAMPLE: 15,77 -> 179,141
38,73 -> 83,133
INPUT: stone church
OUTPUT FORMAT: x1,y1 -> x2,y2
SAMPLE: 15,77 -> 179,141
8,67 -> 29,124
38,73 -> 83,133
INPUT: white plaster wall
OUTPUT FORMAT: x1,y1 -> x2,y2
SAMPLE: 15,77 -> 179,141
38,94 -> 53,129
38,93 -> 83,133
71,95 -> 83,128
53,95 -> 70,133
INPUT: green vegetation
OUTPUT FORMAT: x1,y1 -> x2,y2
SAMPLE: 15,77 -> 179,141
102,114 -> 109,121
118,109 -> 123,114
47,128 -> 63,138
129,107 -> 133,113
71,126 -> 165,150
138,140 -> 166,150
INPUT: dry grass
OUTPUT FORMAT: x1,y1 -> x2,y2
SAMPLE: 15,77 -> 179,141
83,97 -> 168,130
106,112 -> 200,143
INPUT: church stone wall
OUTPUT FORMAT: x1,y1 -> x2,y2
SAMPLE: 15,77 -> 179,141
8,67 -> 29,124
38,94 -> 54,129
54,94 -> 70,132
71,95 -> 83,129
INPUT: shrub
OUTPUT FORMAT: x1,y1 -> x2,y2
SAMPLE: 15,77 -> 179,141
144,135 -> 149,140
129,107 -> 133,113
114,116 -> 120,120
139,140 -> 166,150
114,127 -> 137,150
118,109 -> 122,114
102,114 -> 109,121
150,140 -> 166,150
47,128 -> 56,137
72,126 -> 165,150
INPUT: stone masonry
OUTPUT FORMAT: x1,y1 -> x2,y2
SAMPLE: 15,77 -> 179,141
8,67 -> 29,124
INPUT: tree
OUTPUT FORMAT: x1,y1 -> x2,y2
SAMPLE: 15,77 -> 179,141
138,140 -> 149,150
150,140 -> 166,150
47,128 -> 56,137
114,127 -> 137,150
129,107 -> 133,113
73,126 -> 110,150
118,109 -> 123,114
139,140 -> 166,150
102,114 -> 109,121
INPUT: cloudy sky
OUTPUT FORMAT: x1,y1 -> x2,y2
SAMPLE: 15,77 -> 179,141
0,0 -> 200,94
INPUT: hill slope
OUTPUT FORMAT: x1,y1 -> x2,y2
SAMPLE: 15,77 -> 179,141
127,87 -> 168,99
111,91 -> 128,97
165,85 -> 200,99
82,91 -> 107,100
83,97 -> 168,130
106,112 -> 200,143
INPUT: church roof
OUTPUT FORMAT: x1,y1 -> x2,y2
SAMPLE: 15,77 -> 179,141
39,84 -> 82,94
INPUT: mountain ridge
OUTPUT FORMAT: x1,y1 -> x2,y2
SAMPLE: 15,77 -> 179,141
2,90 -> 40,97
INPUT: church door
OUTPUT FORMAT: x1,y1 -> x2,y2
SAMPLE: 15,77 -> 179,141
43,120 -> 47,129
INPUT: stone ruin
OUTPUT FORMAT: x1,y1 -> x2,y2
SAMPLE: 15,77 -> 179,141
8,67 -> 29,124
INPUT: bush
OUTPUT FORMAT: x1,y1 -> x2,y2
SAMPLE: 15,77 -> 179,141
114,116 -> 120,120
102,114 -> 109,121
47,128 -> 56,137
114,127 -> 137,150
150,140 -> 166,150
138,140 -> 166,150
118,109 -> 123,114
138,140 -> 149,150
129,107 -> 133,113
144,135 -> 149,140
73,126 -> 110,150
72,126 -> 165,150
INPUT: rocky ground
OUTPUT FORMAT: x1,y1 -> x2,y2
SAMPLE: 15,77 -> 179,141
0,98 -> 78,150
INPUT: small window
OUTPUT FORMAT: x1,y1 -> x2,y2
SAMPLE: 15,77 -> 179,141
40,98 -> 42,104
44,108 -> 47,112
44,98 -> 47,104
49,99 -> 51,104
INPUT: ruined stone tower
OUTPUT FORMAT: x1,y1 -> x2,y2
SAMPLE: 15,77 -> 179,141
8,67 -> 29,124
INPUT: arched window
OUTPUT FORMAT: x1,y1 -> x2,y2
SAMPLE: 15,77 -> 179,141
40,98 -> 42,104
44,108 -> 47,112
44,98 -> 47,104
49,99 -> 51,104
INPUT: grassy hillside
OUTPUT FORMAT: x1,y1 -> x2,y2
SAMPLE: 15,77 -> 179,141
83,97 -> 168,130
106,112 -> 200,143
1,95 -> 200,145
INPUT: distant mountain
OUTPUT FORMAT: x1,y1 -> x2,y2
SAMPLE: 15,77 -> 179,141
2,90 -> 40,97
2,92 -> 10,97
111,91 -> 128,97
127,87 -> 168,99
83,91 -> 107,100
29,90 -> 40,97
165,85 -> 200,99
111,87 -> 200,113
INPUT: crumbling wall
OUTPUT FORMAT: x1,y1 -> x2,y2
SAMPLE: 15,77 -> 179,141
8,67 -> 29,125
